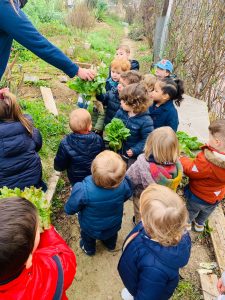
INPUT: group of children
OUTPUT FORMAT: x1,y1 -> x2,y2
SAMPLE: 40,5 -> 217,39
0,44 -> 225,299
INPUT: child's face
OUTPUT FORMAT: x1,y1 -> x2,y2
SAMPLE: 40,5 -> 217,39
150,81 -> 169,104
121,100 -> 132,112
118,78 -> 129,93
111,68 -> 121,82
208,133 -> 223,151
115,49 -> 129,60
156,67 -> 170,79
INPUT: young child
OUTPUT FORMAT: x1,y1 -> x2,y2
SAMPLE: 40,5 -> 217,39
0,197 -> 76,299
142,74 -> 157,102
115,83 -> 154,163
118,184 -> 191,300
127,126 -> 183,224
54,109 -> 104,186
149,77 -> 184,132
97,70 -> 143,125
0,89 -> 46,191
181,119 -> 225,232
106,58 -> 131,92
64,150 -> 133,256
155,59 -> 174,79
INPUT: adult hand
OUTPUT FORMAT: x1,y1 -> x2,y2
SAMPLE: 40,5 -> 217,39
217,278 -> 225,294
126,149 -> 133,157
77,67 -> 96,81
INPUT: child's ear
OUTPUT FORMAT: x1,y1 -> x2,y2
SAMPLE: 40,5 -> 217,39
88,123 -> 92,131
25,253 -> 33,269
162,93 -> 170,101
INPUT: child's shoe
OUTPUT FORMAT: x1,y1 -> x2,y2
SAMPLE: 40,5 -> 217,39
194,221 -> 204,232
79,240 -> 95,256
121,288 -> 134,300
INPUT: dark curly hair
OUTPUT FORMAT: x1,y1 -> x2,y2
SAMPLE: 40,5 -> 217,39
119,83 -> 150,114
158,78 -> 184,106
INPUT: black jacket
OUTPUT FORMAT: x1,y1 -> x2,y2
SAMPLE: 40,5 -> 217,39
54,132 -> 104,186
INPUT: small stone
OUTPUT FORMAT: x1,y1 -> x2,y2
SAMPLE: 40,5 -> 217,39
58,75 -> 68,83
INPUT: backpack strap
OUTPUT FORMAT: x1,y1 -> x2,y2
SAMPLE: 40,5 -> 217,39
52,255 -> 64,300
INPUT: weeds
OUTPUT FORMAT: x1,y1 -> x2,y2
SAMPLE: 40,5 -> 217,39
172,280 -> 201,300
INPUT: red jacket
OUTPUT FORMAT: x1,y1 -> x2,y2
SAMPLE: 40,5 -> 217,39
0,226 -> 76,300
180,145 -> 225,204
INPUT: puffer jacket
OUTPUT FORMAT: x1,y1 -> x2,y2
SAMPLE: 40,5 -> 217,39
0,115 -> 43,190
115,108 -> 154,157
54,132 -> 104,186
118,222 -> 191,300
96,87 -> 120,125
181,145 -> 225,204
65,175 -> 133,240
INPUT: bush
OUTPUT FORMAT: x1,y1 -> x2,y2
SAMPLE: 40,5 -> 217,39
128,25 -> 145,41
67,3 -> 95,30
94,0 -> 108,21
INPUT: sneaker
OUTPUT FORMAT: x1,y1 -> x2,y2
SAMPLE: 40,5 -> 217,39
79,240 -> 95,256
121,288 -> 134,300
186,223 -> 192,231
194,221 -> 204,232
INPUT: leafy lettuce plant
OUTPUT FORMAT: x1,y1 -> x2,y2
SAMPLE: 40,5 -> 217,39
104,118 -> 131,152
0,186 -> 51,231
177,131 -> 203,158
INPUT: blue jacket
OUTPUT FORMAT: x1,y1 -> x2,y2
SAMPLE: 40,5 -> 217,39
65,175 -> 133,240
0,0 -> 78,79
118,223 -> 191,300
54,132 -> 104,186
115,108 -> 154,157
149,100 -> 179,132
0,115 -> 44,190
96,87 -> 120,125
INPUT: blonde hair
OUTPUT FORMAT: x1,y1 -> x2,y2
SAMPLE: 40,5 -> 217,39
121,70 -> 143,84
111,58 -> 131,73
117,44 -> 130,54
144,127 -> 179,163
142,74 -> 157,92
119,83 -> 150,114
91,150 -> 126,188
69,109 -> 91,133
140,184 -> 188,246
0,91 -> 33,134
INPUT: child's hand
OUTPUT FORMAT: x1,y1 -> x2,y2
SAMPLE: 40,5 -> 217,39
217,278 -> 225,294
126,149 -> 133,157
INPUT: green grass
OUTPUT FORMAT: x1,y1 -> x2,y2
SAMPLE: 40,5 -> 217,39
172,280 -> 201,300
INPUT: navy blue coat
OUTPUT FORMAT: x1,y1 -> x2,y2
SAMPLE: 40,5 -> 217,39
149,100 -> 179,132
115,109 -> 154,157
0,116 -> 43,190
118,223 -> 191,300
65,175 -> 133,239
96,87 -> 120,125
54,132 -> 104,186
0,0 -> 78,79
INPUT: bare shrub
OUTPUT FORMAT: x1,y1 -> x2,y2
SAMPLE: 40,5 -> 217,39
67,3 -> 95,30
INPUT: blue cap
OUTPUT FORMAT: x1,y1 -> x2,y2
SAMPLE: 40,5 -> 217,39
156,59 -> 173,73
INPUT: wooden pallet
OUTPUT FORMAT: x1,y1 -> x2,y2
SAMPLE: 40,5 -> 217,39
199,272 -> 219,300
40,86 -> 58,116
209,205 -> 225,273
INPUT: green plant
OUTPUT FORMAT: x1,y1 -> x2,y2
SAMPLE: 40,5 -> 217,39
11,41 -> 35,62
104,118 -> 131,152
0,186 -> 51,231
177,131 -> 203,158
172,280 -> 201,300
94,0 -> 108,21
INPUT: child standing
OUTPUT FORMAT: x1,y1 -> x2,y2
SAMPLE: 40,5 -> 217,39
54,109 -> 104,186
127,126 -> 183,224
115,83 -> 154,163
115,45 -> 140,71
106,58 -> 131,91
181,119 -> 225,232
0,90 -> 46,190
65,150 -> 133,256
118,184 -> 191,300
155,59 -> 174,79
149,77 -> 184,132
142,74 -> 157,102
97,70 -> 142,125
0,197 -> 76,300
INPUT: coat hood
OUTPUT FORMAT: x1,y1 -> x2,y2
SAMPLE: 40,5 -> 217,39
140,228 -> 191,269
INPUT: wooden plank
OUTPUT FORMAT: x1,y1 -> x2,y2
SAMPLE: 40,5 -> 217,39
45,171 -> 60,204
40,86 -> 58,116
209,205 -> 225,273
199,272 -> 219,300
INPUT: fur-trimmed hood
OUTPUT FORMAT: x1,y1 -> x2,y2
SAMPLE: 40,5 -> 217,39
204,148 -> 225,169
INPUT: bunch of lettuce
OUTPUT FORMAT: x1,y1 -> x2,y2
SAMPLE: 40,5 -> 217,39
104,118 -> 131,152
177,131 -> 203,158
0,186 -> 51,231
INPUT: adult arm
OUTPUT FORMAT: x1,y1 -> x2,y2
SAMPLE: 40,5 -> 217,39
64,182 -> 86,215
54,141 -> 70,171
0,1 -> 94,80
